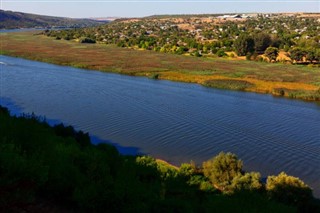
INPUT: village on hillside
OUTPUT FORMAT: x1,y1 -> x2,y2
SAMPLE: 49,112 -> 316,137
45,13 -> 320,64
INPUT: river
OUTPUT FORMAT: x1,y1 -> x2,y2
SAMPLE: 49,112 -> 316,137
1,55 -> 319,197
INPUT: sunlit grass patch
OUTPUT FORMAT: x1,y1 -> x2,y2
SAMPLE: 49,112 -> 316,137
71,46 -> 89,49
183,70 -> 217,76
224,71 -> 246,78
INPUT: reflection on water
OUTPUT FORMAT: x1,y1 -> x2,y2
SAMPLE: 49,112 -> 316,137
1,55 -> 320,197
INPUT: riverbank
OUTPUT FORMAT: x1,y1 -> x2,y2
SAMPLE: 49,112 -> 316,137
1,31 -> 320,102
2,105 -> 319,212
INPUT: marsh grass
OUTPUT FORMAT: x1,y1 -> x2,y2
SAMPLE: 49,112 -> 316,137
288,90 -> 320,101
203,79 -> 255,91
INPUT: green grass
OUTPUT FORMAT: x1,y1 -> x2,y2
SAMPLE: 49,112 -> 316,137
203,79 -> 255,90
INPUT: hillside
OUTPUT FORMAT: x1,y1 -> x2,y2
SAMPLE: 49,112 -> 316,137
46,13 -> 320,65
0,10 -> 107,29
2,105 -> 319,212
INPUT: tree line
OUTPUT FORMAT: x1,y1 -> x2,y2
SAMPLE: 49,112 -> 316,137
44,14 -> 320,64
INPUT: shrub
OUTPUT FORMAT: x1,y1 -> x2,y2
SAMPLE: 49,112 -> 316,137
202,152 -> 243,190
179,163 -> 196,177
264,47 -> 279,62
253,33 -> 272,53
216,49 -> 227,57
149,73 -> 160,79
266,172 -> 313,206
231,172 -> 262,192
273,88 -> 286,96
194,51 -> 202,57
289,47 -> 306,63
79,37 -> 96,44
234,34 -> 255,56
246,53 -> 252,60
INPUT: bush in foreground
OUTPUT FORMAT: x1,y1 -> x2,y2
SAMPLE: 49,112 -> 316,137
266,172 -> 313,206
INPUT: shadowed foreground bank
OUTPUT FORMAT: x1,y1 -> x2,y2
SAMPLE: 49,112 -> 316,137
1,106 -> 319,212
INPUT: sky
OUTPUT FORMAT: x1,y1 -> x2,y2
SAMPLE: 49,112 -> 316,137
1,0 -> 319,18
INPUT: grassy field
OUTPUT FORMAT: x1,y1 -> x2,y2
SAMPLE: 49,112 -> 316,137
1,31 -> 320,101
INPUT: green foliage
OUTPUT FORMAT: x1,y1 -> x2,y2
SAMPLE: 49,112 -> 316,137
149,73 -> 160,79
234,34 -> 255,56
216,49 -> 227,57
202,152 -> 243,190
231,172 -> 262,192
179,163 -> 196,177
41,14 -> 320,66
266,172 -> 313,206
305,48 -> 320,63
79,37 -> 96,44
194,51 -> 202,57
0,106 -> 315,212
264,47 -> 279,62
253,32 -> 272,53
289,47 -> 307,63
53,123 -> 90,147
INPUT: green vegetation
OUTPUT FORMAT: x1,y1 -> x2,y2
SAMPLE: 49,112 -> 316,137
234,34 -> 255,56
79,37 -> 96,44
203,79 -> 254,90
203,152 -> 243,191
1,106 -> 320,212
44,13 -> 320,64
265,47 -> 279,62
0,9 -> 106,29
266,172 -> 313,207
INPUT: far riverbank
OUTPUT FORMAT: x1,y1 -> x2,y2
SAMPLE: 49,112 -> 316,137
1,31 -> 320,102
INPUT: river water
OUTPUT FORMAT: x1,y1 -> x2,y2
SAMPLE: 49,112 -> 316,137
1,55 -> 319,196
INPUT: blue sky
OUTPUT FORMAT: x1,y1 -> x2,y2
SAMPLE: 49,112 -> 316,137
1,0 -> 320,18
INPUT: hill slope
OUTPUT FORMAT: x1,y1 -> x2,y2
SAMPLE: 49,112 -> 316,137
0,10 -> 107,29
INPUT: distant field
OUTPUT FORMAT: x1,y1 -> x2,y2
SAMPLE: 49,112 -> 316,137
1,31 -> 320,101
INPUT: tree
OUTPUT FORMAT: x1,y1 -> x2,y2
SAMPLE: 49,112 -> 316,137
231,172 -> 262,192
216,49 -> 227,57
289,47 -> 306,63
315,49 -> 320,63
234,34 -> 255,56
79,37 -> 96,44
266,172 -> 313,206
179,163 -> 196,177
264,47 -> 279,62
202,152 -> 243,190
253,33 -> 272,53
305,49 -> 319,63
